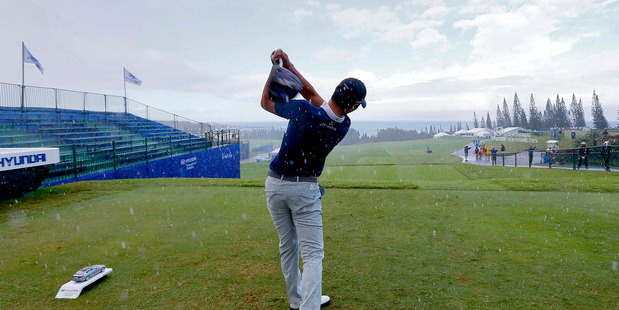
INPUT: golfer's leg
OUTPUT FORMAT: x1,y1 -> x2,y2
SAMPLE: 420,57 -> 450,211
290,183 -> 324,310
296,214 -> 323,310
265,178 -> 302,305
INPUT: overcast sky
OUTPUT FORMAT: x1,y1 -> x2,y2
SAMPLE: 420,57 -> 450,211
1,0 -> 618,126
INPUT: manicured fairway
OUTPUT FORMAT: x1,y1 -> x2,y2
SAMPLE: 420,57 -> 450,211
1,138 -> 617,309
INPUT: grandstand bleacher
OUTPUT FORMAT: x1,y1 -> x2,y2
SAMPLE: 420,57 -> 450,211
0,106 -> 235,186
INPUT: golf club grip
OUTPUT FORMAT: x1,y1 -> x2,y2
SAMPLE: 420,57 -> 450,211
271,49 -> 284,66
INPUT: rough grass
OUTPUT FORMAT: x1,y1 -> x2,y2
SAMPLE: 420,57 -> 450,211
1,138 -> 618,309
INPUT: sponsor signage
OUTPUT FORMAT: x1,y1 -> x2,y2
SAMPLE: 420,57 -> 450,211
0,148 -> 60,172
56,268 -> 113,299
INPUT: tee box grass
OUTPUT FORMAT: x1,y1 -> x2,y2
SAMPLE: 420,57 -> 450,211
1,137 -> 617,309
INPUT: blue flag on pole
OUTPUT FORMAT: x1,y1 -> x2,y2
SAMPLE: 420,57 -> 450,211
23,44 -> 44,74
124,67 -> 142,86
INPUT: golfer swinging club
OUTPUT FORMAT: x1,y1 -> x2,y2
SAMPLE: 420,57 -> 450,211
261,49 -> 366,309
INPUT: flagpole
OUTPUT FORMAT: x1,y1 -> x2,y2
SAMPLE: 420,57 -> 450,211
123,68 -> 127,114
21,42 -> 25,110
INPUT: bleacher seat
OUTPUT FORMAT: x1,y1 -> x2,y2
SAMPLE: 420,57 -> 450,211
0,107 -> 209,185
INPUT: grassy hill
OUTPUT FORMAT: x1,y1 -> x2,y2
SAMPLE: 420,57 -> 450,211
1,137 -> 617,309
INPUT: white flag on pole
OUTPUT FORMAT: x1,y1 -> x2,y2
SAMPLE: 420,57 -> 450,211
23,44 -> 44,74
124,67 -> 142,86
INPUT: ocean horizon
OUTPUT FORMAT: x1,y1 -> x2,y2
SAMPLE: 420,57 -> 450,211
231,120 -> 469,137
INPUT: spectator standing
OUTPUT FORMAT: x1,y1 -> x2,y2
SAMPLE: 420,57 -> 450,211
463,145 -> 471,161
528,146 -> 536,167
577,142 -> 589,170
485,145 -> 491,161
601,141 -> 612,171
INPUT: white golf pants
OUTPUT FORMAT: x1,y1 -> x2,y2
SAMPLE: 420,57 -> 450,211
265,176 -> 324,310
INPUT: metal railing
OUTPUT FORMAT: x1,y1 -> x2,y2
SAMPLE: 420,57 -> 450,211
544,146 -> 616,170
1,82 -> 240,184
42,131 -> 238,185
467,147 -> 617,170
1,82 -> 212,137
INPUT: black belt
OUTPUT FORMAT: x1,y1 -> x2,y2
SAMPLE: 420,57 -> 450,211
268,170 -> 318,183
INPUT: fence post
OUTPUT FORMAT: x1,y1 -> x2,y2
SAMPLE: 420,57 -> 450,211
145,138 -> 149,177
169,134 -> 173,157
572,149 -> 577,170
72,144 -> 78,180
514,153 -> 517,167
112,140 -> 117,171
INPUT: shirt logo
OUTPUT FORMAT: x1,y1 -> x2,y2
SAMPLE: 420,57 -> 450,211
319,121 -> 337,131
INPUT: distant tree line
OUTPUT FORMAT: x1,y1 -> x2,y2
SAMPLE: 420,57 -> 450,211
240,126 -> 441,145
474,90 -> 611,130
355,127 -> 435,144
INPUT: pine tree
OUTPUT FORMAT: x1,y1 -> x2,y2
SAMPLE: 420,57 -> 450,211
519,108 -> 528,128
473,112 -> 479,128
512,92 -> 523,126
556,96 -> 570,128
577,98 -> 586,128
466,123 -> 470,130
480,116 -> 485,128
528,94 -> 542,130
543,98 -> 555,128
569,94 -> 577,127
591,90 -> 609,129
486,112 -> 493,129
495,104 -> 504,128
569,94 -> 586,128
502,98 -> 512,127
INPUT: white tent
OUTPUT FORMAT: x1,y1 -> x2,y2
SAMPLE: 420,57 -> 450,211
497,127 -> 532,137
433,132 -> 450,139
454,128 -> 492,138
474,129 -> 492,138
453,129 -> 468,136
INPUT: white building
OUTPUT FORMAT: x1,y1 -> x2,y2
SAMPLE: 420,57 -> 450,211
453,128 -> 493,138
495,127 -> 532,137
433,132 -> 451,139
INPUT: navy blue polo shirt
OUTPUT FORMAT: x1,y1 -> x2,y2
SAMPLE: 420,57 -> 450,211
270,100 -> 350,177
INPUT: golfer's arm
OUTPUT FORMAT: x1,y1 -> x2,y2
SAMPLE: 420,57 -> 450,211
261,67 -> 277,115
287,64 -> 324,107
